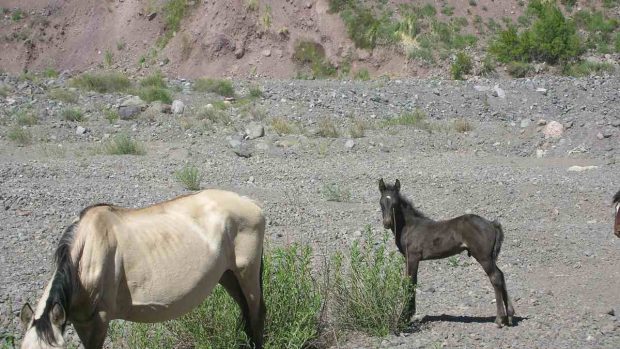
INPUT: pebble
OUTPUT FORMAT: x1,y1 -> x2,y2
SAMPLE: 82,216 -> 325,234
172,100 -> 185,114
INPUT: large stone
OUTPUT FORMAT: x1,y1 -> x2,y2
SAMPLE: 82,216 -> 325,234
118,105 -> 142,120
120,95 -> 146,109
492,85 -> 506,98
543,121 -> 564,138
345,139 -> 355,149
172,100 -> 185,114
244,122 -> 264,140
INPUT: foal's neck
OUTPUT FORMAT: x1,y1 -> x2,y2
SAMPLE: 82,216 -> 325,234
391,199 -> 431,254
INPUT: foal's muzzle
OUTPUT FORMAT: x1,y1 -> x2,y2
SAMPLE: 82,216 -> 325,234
383,218 -> 392,230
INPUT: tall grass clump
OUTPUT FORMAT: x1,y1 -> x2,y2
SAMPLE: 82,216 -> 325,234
175,165 -> 202,190
382,109 -> 430,130
61,108 -> 84,122
140,71 -> 167,88
49,88 -> 78,103
293,40 -> 337,78
317,117 -> 339,138
105,133 -> 145,155
331,226 -> 414,336
137,86 -> 172,104
70,72 -> 131,93
7,127 -> 32,145
158,0 -> 190,47
451,52 -> 473,80
562,61 -> 616,77
194,78 -> 235,97
15,110 -> 38,126
322,183 -> 351,202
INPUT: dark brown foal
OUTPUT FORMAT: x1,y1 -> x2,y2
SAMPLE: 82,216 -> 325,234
378,178 -> 515,327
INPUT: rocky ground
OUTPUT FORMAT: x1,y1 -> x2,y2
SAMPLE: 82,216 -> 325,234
0,73 -> 619,348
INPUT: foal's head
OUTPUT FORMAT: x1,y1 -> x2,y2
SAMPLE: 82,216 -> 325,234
378,178 -> 402,230
19,302 -> 67,349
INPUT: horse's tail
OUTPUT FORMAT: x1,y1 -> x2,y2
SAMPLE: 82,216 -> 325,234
492,220 -> 504,261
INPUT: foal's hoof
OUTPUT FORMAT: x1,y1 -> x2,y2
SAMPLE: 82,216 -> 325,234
506,316 -> 513,326
494,318 -> 504,328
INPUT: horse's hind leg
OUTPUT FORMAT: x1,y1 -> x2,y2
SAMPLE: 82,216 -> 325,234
219,270 -> 253,345
499,268 -> 515,325
236,261 -> 266,349
478,259 -> 507,327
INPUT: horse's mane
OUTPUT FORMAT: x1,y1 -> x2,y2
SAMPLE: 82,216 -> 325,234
384,183 -> 428,219
33,222 -> 77,345
614,190 -> 620,205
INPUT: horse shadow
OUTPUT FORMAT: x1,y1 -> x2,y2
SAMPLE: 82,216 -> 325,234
418,314 -> 527,326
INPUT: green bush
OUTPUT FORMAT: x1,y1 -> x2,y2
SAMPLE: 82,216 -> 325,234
136,86 -> 172,104
562,61 -> 616,77
506,61 -> 533,78
330,226 -> 414,336
175,165 -> 202,190
7,126 -> 32,145
293,40 -> 337,78
15,110 -> 38,126
49,88 -> 78,103
340,6 -> 397,49
382,109 -> 430,129
105,133 -> 145,155
194,78 -> 235,97
353,68 -> 370,81
322,183 -> 351,202
451,52 -> 473,80
140,71 -> 167,88
70,72 -> 131,93
490,1 -> 582,64
61,108 -> 84,122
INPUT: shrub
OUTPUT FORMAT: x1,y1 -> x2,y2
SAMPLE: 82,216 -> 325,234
61,108 -> 84,122
103,50 -> 114,67
271,117 -> 294,135
340,6 -> 397,49
246,0 -> 259,11
11,9 -> 24,21
330,226 -> 413,336
451,52 -> 473,80
382,109 -> 429,129
480,56 -> 496,76
318,117 -> 339,138
194,78 -> 235,97
353,68 -> 370,81
159,0 -> 189,47
104,110 -> 119,123
562,61 -> 616,77
15,110 -> 38,126
49,88 -> 78,103
70,72 -> 131,93
140,71 -> 167,88
43,68 -> 59,78
293,40 -> 337,78
349,119 -> 366,138
175,165 -> 202,190
490,1 -> 582,64
322,183 -> 350,202
506,61 -> 533,78
454,118 -> 473,133
136,86 -> 172,104
105,133 -> 145,155
7,127 -> 32,145
197,106 -> 231,125
248,85 -> 263,98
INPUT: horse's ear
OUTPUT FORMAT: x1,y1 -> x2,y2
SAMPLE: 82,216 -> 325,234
379,178 -> 386,192
20,303 -> 34,328
394,179 -> 401,192
50,303 -> 66,327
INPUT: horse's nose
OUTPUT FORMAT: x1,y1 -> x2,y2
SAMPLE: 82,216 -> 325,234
383,218 -> 392,229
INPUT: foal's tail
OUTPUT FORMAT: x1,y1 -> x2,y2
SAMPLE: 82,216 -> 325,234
492,220 -> 504,261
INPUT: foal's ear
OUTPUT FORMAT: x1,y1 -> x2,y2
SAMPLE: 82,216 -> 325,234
394,179 -> 401,192
50,303 -> 66,327
378,178 -> 386,192
20,303 -> 34,328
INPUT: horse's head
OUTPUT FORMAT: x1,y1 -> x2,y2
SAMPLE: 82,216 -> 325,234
614,192 -> 620,238
19,302 -> 67,349
378,178 -> 401,230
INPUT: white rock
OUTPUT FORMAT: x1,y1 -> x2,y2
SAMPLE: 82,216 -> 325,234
76,126 -> 86,135
493,85 -> 506,98
567,165 -> 598,172
345,139 -> 355,149
543,121 -> 564,138
171,100 -> 185,114
536,87 -> 548,95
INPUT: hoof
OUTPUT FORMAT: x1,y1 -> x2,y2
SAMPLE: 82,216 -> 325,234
506,316 -> 513,326
494,318 -> 504,328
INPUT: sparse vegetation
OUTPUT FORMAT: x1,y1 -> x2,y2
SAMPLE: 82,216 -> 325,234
451,52 -> 473,80
0,85 -> 10,97
104,133 -> 145,155
322,183 -> 351,202
353,68 -> 370,81
197,106 -> 231,125
349,119 -> 367,138
248,85 -> 263,98
506,61 -> 533,78
49,88 -> 78,103
382,109 -> 430,130
261,4 -> 272,30
271,117 -> 294,135
15,110 -> 38,126
140,71 -> 167,88
562,60 -> 616,77
11,9 -> 24,21
194,78 -> 235,97
330,226 -> 413,336
103,49 -> 114,67
480,56 -> 497,76
158,0 -> 191,48
317,117 -> 339,138
116,40 -> 126,51
136,86 -> 172,104
246,0 -> 259,12
61,108 -> 84,122
70,72 -> 131,93
293,40 -> 337,78
175,165 -> 202,190
454,118 -> 473,133
43,68 -> 59,78
7,127 -> 32,145
104,109 -> 119,123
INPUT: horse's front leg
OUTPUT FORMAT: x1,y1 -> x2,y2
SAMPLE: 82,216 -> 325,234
402,257 -> 420,323
73,311 -> 109,349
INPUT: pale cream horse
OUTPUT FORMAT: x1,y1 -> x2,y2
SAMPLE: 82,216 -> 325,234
19,189 -> 267,349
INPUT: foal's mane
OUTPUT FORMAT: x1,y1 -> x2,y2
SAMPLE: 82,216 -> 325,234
34,203 -> 110,345
614,190 -> 620,205
384,183 -> 428,219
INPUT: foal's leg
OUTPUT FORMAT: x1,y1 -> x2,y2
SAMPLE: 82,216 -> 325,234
479,259 -> 507,327
237,263 -> 266,349
402,257 -> 420,322
498,267 -> 515,325
73,312 -> 109,349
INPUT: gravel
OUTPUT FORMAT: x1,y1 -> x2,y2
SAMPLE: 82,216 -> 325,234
0,74 -> 619,348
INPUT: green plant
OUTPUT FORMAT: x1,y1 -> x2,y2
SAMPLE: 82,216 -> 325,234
197,106 -> 231,125
11,9 -> 24,21
1,333 -> 16,349
15,110 -> 38,126
480,56 -> 496,76
506,61 -> 533,78
159,0 -> 190,48
104,49 -> 114,67
340,5 -> 397,49
105,133 -> 145,155
70,72 -> 132,93
104,109 -> 119,123
61,108 -> 84,122
451,52 -> 473,80
49,88 -> 78,103
116,40 -> 126,50
562,61 -> 616,77
349,119 -> 366,138
322,183 -> 350,202
136,86 -> 172,104
441,5 -> 455,16
194,78 -> 235,97
140,71 -> 167,88
246,0 -> 259,11
293,40 -> 337,78
261,4 -> 272,29
318,117 -> 339,138
448,256 -> 460,267
43,67 -> 59,78
382,109 -> 429,129
331,226 -> 414,336
7,126 -> 32,145
271,117 -> 294,134
0,85 -> 10,97
353,68 -> 370,81
453,118 -> 473,133
175,165 -> 202,190
248,85 -> 263,98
